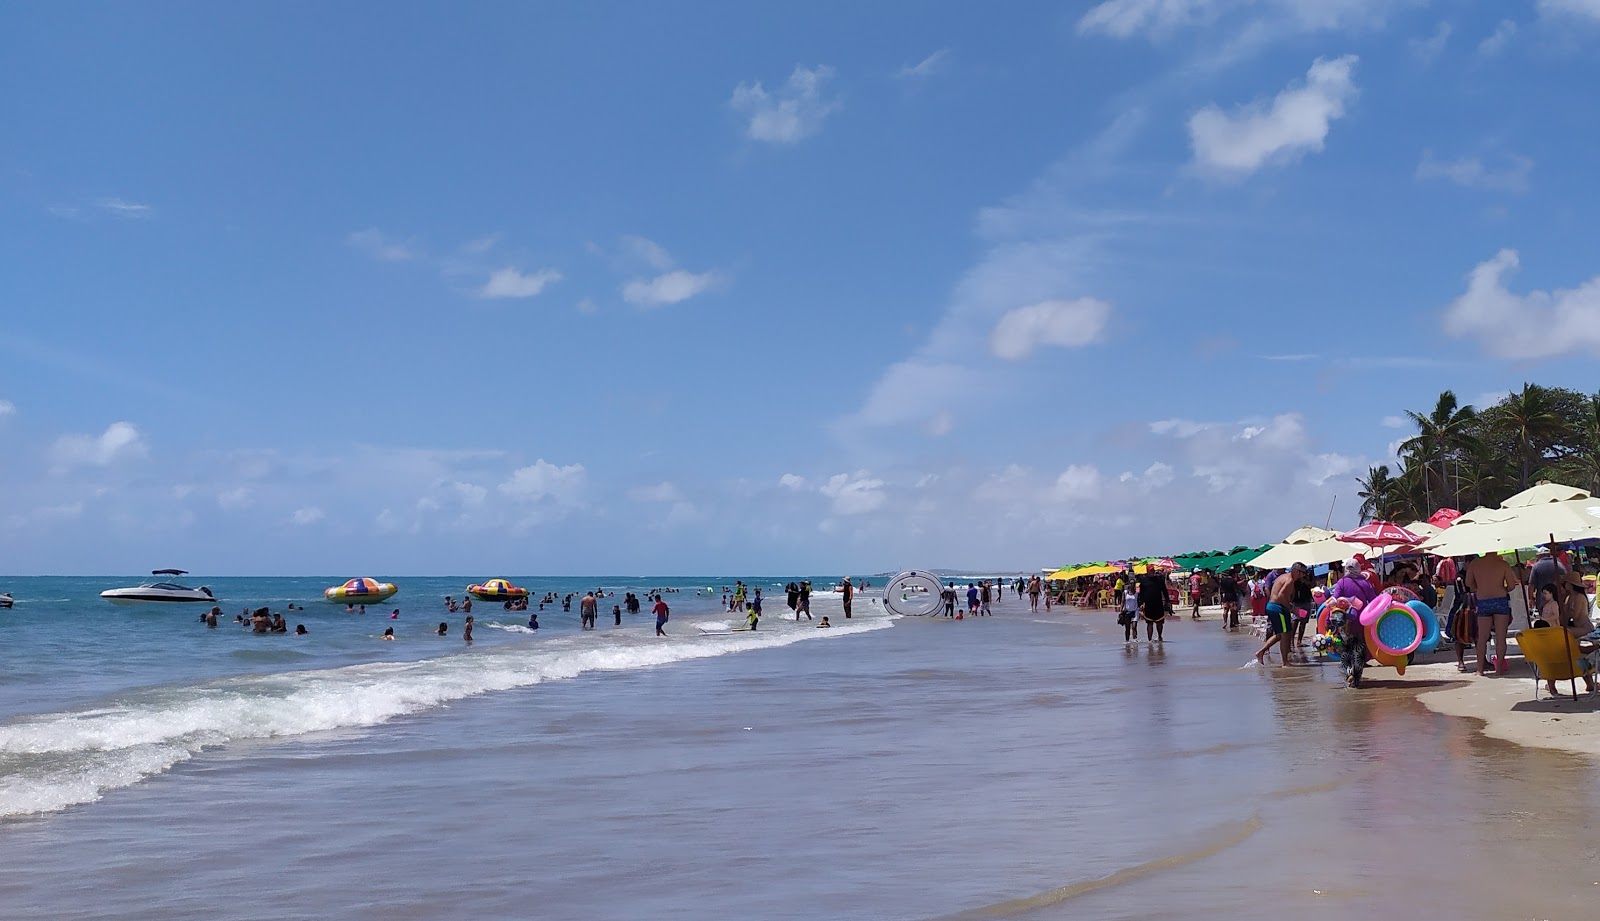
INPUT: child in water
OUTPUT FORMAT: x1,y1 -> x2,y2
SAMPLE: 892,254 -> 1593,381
817,616 -> 831,628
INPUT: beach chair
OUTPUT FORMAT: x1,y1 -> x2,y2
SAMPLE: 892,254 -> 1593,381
1516,627 -> 1599,701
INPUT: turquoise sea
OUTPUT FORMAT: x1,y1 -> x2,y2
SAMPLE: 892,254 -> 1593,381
0,576 -> 1596,919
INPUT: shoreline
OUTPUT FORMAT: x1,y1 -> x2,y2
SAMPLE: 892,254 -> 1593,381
1062,597 -> 1600,760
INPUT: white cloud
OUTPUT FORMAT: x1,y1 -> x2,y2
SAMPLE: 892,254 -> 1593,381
628,481 -> 681,503
1477,19 -> 1517,55
98,197 -> 152,218
779,473 -> 808,491
1381,415 -> 1406,429
820,472 -> 886,515
480,267 -> 562,299
450,481 -> 487,507
1410,21 -> 1451,62
1052,465 -> 1104,502
291,507 -> 325,525
576,297 -> 599,315
622,235 -> 676,271
898,49 -> 949,79
347,228 -> 418,262
1539,1 -> 1600,22
926,412 -> 954,437
622,269 -> 722,307
0,399 -> 13,418
51,422 -> 147,468
217,487 -> 253,510
498,459 -> 587,503
1078,0 -> 1404,40
989,297 -> 1112,360
1188,55 -> 1358,177
1415,151 -> 1531,193
1441,249 -> 1600,360
459,235 -> 499,255
730,65 -> 839,144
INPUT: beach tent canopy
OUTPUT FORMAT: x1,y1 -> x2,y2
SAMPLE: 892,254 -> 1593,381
1419,489 -> 1600,557
1248,526 -> 1351,569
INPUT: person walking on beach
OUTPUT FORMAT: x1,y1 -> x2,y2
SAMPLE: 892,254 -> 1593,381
786,581 -> 800,614
653,595 -> 669,635
1189,571 -> 1204,619
942,583 -> 957,617
980,580 -> 992,616
1137,570 -> 1171,642
1027,576 -> 1041,612
1253,562 -> 1304,667
580,591 -> 598,630
1466,550 -> 1519,675
1119,586 -> 1139,642
1217,569 -> 1239,630
841,577 -> 853,618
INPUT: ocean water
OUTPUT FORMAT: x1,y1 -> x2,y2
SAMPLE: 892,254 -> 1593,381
0,577 -> 1596,919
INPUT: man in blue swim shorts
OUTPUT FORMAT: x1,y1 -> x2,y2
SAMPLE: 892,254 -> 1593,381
1466,551 -> 1519,676
1254,562 -> 1305,667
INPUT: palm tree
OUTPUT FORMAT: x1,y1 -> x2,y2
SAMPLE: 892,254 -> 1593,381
1356,465 -> 1397,523
1555,392 -> 1600,493
1400,390 -> 1477,511
1486,383 -> 1566,491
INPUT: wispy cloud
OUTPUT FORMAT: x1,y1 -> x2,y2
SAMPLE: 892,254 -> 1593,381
897,49 -> 949,80
291,506 -> 325,525
989,298 -> 1111,360
51,421 -> 147,470
616,236 -> 725,307
97,197 -> 152,218
0,399 -> 14,418
1189,55 -> 1359,178
1477,19 -> 1517,55
1539,1 -> 1600,23
479,267 -> 562,299
1409,21 -> 1451,63
622,270 -> 723,308
730,65 -> 839,144
1262,353 -> 1317,361
347,228 -> 419,262
1416,150 -> 1532,193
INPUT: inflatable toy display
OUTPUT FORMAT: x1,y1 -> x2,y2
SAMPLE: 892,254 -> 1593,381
467,579 -> 529,602
324,577 -> 399,604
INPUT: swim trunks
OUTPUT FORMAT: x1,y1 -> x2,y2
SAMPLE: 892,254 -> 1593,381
1476,596 -> 1511,617
1265,602 -> 1292,636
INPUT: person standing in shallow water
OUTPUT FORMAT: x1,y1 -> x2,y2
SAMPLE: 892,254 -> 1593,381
1137,570 -> 1171,642
580,591 -> 598,630
841,577 -> 853,619
463,615 -> 473,643
653,595 -> 669,635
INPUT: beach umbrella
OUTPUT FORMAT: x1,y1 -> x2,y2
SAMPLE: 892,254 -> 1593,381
1419,500 -> 1600,558
1338,521 -> 1425,549
1248,526 -> 1347,569
1427,507 -> 1462,528
1499,483 -> 1592,508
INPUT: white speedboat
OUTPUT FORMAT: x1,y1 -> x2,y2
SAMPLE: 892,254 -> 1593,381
0,592 -> 12,609
101,570 -> 217,605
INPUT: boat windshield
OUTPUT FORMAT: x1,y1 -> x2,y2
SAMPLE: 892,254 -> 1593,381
144,582 -> 193,591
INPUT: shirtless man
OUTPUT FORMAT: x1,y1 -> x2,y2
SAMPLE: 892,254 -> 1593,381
1466,550 -> 1519,675
580,591 -> 598,630
1254,562 -> 1304,667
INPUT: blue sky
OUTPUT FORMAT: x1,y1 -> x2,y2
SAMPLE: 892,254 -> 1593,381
4,0 -> 1600,574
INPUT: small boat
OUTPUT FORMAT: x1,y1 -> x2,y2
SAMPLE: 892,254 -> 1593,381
324,577 -> 399,604
0,592 -> 12,609
467,579 -> 529,602
101,570 -> 217,605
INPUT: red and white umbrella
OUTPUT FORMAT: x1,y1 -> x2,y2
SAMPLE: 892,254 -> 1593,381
1337,521 -> 1425,550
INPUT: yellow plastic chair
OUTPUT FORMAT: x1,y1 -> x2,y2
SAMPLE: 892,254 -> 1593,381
1516,627 -> 1599,701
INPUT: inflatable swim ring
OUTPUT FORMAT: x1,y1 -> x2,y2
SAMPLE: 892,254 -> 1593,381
1385,586 -> 1420,604
1367,606 -> 1423,657
1358,592 -> 1394,626
467,578 -> 529,602
1405,599 -> 1441,654
324,577 -> 399,604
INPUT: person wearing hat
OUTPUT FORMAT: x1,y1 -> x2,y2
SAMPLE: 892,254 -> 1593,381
1255,562 -> 1306,667
841,576 -> 853,619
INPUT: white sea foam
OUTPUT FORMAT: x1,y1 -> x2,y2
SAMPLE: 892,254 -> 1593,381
0,616 -> 893,818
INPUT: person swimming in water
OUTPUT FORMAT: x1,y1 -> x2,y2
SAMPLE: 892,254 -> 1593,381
817,616 -> 831,628
294,624 -> 308,635
528,612 -> 539,630
437,622 -> 448,636
381,627 -> 395,640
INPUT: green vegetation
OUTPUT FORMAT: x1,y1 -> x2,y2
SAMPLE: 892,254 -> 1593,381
1357,384 -> 1600,522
